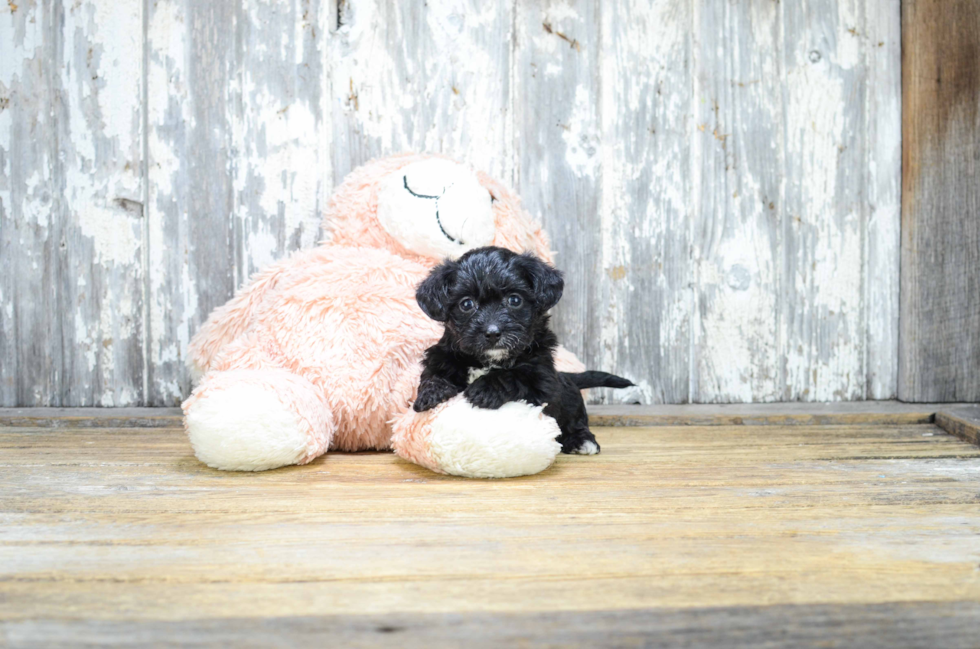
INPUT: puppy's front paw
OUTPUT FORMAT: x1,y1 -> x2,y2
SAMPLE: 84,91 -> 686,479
414,380 -> 462,412
559,432 -> 600,455
570,439 -> 600,455
464,378 -> 509,410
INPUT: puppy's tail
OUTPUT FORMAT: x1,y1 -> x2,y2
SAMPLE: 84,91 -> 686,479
563,371 -> 634,390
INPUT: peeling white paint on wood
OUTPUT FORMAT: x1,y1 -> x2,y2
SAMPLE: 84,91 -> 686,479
863,0 -> 901,400
143,0 -> 332,406
2,0 -> 58,406
599,0 -> 694,405
692,0 -> 782,403
235,0 -> 331,276
1,0 -> 901,406
514,0 -> 601,392
688,0 -> 901,404
2,0 -> 144,406
330,0 -> 514,185
60,0 -> 145,408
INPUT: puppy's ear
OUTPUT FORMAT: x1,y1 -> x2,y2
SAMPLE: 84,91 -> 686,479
516,253 -> 564,312
416,260 -> 458,322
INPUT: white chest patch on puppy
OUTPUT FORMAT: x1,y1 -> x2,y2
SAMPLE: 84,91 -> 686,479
468,349 -> 512,385
485,349 -> 509,362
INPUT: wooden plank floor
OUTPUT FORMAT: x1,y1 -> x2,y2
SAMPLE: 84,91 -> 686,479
2,420 -> 980,647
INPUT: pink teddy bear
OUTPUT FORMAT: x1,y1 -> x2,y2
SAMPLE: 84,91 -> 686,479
183,154 -> 585,478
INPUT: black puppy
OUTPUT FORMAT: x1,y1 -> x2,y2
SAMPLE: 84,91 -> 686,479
413,246 -> 633,455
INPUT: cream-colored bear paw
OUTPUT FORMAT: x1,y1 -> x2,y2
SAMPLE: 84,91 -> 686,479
185,383 -> 311,472
426,399 -> 562,479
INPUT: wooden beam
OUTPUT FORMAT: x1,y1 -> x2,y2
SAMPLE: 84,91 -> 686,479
587,402 -> 941,427
3,402 -> 978,430
900,0 -> 980,402
0,408 -> 183,429
7,602 -> 980,649
936,405 -> 980,446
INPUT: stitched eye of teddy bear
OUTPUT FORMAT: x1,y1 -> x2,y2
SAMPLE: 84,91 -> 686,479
375,158 -> 496,259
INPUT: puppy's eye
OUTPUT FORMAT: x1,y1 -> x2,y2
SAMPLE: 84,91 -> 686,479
459,298 -> 476,312
507,295 -> 523,308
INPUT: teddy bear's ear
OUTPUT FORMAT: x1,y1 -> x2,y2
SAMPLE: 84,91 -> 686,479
416,260 -> 459,322
515,253 -> 564,313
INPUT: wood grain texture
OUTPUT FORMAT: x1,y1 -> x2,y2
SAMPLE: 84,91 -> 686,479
2,0 -> 905,406
6,401 -> 974,429
6,602 -> 980,649
778,0 -> 888,402
60,0 -> 146,408
599,0 -> 693,405
1,421 -> 980,645
514,0 -> 602,394
1,0 -> 62,406
587,401 -> 942,427
234,0 -> 332,278
864,0 -> 903,399
0,407 -> 183,428
900,0 -> 980,403
144,0 -> 332,406
145,0 -> 240,406
692,0 -> 782,402
936,405 -> 980,446
1,0 -> 145,406
329,0 -> 513,185
692,0 -> 901,403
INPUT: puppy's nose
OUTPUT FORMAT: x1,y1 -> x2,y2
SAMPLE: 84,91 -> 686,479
485,324 -> 501,343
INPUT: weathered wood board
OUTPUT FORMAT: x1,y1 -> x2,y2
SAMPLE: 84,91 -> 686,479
1,0 -> 145,406
514,0 -> 603,398
1,1 -> 902,406
935,405 -> 980,447
144,0 -> 333,406
5,400 -> 976,429
330,0 -> 513,184
899,0 -> 980,403
2,422 -> 980,646
7,603 -> 980,649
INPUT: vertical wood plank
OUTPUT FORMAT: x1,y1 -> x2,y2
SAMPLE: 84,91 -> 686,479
513,0 -> 602,389
779,0 -> 876,401
146,0 -> 332,404
145,0 -> 239,405
58,0 -> 146,406
691,0 -> 783,403
691,0 -> 900,403
234,0 -> 332,277
329,0 -> 513,187
1,0 -> 145,406
863,0 -> 901,399
0,0 -> 63,405
900,0 -> 980,402
597,0 -> 693,403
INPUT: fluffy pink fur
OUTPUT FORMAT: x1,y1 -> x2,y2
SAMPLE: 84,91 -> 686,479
184,153 -> 584,469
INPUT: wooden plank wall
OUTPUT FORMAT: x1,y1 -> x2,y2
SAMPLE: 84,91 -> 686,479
1,0 -> 902,406
1,0 -> 145,406
900,0 -> 980,403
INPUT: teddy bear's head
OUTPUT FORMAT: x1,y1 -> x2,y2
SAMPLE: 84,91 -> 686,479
322,154 -> 554,264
